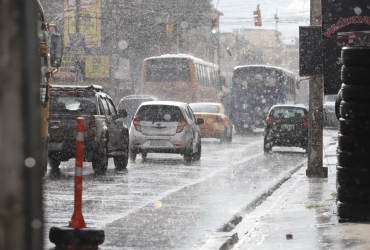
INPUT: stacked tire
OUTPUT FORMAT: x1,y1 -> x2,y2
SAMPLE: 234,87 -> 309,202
337,46 -> 370,221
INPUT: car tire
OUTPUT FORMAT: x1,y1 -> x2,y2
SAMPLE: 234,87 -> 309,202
340,101 -> 370,120
339,118 -> 370,136
341,66 -> 370,85
114,152 -> 128,170
337,184 -> 370,204
142,152 -> 147,161
184,141 -> 193,163
226,127 -> 233,142
341,84 -> 370,103
337,149 -> 370,167
338,134 -> 370,152
337,201 -> 370,221
341,46 -> 370,67
192,140 -> 201,161
263,139 -> 272,153
92,145 -> 108,175
337,166 -> 370,187
129,150 -> 137,161
49,157 -> 61,170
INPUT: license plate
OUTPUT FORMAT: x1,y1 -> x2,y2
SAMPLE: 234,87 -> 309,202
49,142 -> 63,150
281,124 -> 294,130
150,140 -> 167,146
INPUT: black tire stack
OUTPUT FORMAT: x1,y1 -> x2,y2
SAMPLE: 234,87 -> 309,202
337,46 -> 370,221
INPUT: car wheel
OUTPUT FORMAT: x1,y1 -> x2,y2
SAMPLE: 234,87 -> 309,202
337,184 -> 370,204
339,118 -> 370,136
337,149 -> 369,167
129,150 -> 137,161
184,141 -> 193,162
114,151 -> 128,170
226,127 -> 233,142
341,66 -> 370,85
341,84 -> 370,103
337,166 -> 370,187
340,101 -> 370,120
49,157 -> 61,171
341,46 -> 370,67
338,134 -> 370,152
142,152 -> 148,161
92,145 -> 108,175
263,139 -> 272,153
192,140 -> 201,161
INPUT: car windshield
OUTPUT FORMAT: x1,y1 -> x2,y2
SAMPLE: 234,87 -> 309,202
272,107 -> 306,118
52,96 -> 97,115
136,105 -> 183,122
190,104 -> 219,113
146,58 -> 191,82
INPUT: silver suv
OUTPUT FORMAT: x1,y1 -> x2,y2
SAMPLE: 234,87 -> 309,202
129,101 -> 204,162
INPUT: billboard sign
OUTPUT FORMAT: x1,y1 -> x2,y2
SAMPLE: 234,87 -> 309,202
85,56 -> 109,78
322,1 -> 370,94
53,55 -> 76,78
64,0 -> 101,47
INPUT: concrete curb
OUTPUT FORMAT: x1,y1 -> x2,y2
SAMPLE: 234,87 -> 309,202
201,160 -> 306,250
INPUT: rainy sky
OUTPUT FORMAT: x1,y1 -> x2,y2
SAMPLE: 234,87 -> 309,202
213,0 -> 310,41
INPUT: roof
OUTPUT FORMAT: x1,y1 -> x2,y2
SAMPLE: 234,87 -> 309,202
233,65 -> 295,76
189,102 -> 222,106
120,95 -> 157,101
140,101 -> 188,107
50,84 -> 103,90
144,54 -> 219,69
271,104 -> 308,110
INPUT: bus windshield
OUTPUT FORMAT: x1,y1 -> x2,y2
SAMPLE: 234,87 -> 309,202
146,58 -> 191,82
233,67 -> 284,89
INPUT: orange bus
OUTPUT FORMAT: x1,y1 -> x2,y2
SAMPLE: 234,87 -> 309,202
37,0 -> 62,176
141,54 -> 225,103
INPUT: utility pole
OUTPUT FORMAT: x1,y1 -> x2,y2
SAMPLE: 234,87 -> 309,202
306,0 -> 327,177
0,0 -> 43,249
75,0 -> 80,85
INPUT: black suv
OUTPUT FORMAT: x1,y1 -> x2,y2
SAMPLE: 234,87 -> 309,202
263,105 -> 308,152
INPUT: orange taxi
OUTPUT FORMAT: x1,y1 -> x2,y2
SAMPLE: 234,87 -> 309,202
189,102 -> 233,142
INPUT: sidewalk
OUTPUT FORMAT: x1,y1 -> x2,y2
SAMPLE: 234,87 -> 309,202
203,130 -> 370,250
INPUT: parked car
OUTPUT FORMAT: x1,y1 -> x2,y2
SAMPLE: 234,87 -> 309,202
189,102 -> 233,142
129,101 -> 204,162
323,102 -> 338,128
118,95 -> 158,127
263,104 -> 308,152
48,85 -> 129,174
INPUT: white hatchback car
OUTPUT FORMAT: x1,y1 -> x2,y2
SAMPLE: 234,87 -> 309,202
129,101 -> 204,162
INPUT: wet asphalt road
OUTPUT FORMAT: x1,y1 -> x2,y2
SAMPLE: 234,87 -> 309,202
43,132 -> 307,249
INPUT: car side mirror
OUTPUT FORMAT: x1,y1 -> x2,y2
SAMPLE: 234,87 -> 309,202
50,33 -> 63,67
197,118 -> 204,125
119,109 -> 128,118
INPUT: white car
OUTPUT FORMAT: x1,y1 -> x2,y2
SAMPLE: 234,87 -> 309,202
129,101 -> 204,162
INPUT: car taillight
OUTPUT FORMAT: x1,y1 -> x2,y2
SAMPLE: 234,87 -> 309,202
266,117 -> 274,125
89,120 -> 96,136
133,117 -> 142,132
214,116 -> 223,123
176,118 -> 187,133
303,119 -> 309,127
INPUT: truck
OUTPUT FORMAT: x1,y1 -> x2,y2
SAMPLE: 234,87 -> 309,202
48,85 -> 129,174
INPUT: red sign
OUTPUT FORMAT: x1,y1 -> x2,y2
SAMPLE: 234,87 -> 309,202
53,72 -> 76,78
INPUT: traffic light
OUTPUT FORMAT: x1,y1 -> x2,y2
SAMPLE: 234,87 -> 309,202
211,18 -> 218,34
253,6 -> 262,27
166,18 -> 173,34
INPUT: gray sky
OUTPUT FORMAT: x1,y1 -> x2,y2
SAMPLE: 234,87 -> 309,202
213,0 -> 310,41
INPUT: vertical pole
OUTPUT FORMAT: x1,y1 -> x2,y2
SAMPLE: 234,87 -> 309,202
306,0 -> 327,177
75,0 -> 80,85
0,0 -> 43,249
69,117 -> 86,229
